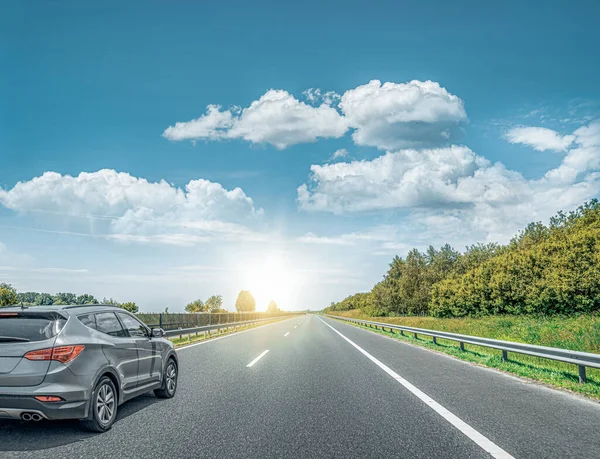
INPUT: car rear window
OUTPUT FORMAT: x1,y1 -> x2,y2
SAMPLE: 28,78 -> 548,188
0,316 -> 66,342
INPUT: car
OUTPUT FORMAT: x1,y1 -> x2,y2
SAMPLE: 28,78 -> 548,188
0,304 -> 178,432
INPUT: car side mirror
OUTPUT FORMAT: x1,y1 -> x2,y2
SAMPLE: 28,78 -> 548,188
151,328 -> 165,338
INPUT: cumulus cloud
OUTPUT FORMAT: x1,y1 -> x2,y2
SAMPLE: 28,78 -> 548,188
298,120 -> 600,244
298,146 -> 491,213
163,90 -> 349,149
0,169 -> 263,244
164,79 -> 466,150
543,120 -> 600,183
339,80 -> 467,150
505,126 -> 575,152
303,88 -> 341,106
162,105 -> 235,142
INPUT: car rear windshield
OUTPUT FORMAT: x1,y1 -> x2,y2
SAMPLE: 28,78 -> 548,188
0,315 -> 66,342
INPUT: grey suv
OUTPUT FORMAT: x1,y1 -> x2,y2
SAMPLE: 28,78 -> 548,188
0,304 -> 178,432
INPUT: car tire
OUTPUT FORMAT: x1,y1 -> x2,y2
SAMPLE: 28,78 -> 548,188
81,376 -> 118,432
154,359 -> 177,399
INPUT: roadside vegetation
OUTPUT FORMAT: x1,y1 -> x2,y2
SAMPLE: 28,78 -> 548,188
0,285 -> 139,312
326,200 -> 600,318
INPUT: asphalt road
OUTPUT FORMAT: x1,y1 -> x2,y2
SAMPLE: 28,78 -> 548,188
1,315 -> 599,458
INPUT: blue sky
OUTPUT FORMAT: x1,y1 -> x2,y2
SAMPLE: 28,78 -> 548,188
2,0 -> 599,311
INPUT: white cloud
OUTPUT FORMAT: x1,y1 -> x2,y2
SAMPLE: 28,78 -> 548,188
298,120 -> 600,244
297,232 -> 355,246
161,105 -> 235,142
303,88 -> 341,106
0,169 -> 263,245
329,148 -> 348,161
339,80 -> 467,150
299,145 -> 491,213
163,90 -> 348,149
543,121 -> 600,183
164,80 -> 466,150
505,126 -> 575,152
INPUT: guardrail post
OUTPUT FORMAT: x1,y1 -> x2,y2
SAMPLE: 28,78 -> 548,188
502,350 -> 508,362
459,342 -> 464,352
413,332 -> 418,339
432,336 -> 437,345
400,330 -> 404,336
579,365 -> 587,383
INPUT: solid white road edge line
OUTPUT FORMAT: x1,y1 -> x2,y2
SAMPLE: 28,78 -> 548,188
247,350 -> 269,367
317,317 -> 514,459
284,332 -> 290,337
176,318 -> 293,352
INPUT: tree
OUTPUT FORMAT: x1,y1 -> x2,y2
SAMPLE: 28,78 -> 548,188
185,299 -> 205,313
36,293 -> 54,306
54,292 -> 77,305
0,283 -> 17,306
235,290 -> 256,312
205,295 -> 223,312
266,300 -> 279,313
120,302 -> 139,313
101,297 -> 121,306
76,294 -> 98,305
17,292 -> 38,305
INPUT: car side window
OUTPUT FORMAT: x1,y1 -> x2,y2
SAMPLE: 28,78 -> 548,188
95,312 -> 127,338
117,312 -> 149,338
78,313 -> 97,330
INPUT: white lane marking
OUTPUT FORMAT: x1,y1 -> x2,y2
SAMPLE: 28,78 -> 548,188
284,332 -> 290,337
317,317 -> 514,459
176,318 -> 293,352
247,350 -> 269,368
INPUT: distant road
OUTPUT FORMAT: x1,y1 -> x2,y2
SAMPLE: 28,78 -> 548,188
1,316 -> 599,458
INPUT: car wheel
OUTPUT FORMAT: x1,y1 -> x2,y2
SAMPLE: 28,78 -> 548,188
81,376 -> 118,432
154,359 -> 177,398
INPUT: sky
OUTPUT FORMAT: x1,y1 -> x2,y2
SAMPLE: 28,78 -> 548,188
1,0 -> 600,312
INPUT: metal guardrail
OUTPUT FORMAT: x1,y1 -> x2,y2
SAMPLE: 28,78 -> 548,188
163,316 -> 294,341
327,315 -> 600,383
143,311 -> 300,331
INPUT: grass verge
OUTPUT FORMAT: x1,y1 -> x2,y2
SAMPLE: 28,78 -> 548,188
330,311 -> 600,401
170,318 -> 285,348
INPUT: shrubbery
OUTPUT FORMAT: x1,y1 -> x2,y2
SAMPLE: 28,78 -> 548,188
326,200 -> 600,318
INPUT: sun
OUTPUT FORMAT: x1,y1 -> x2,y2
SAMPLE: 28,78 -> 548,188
239,257 -> 301,311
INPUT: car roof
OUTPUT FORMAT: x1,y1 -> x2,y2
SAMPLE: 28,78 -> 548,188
0,304 -> 124,315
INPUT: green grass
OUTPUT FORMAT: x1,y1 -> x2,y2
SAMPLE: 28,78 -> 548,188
331,310 -> 600,401
169,318 -> 284,348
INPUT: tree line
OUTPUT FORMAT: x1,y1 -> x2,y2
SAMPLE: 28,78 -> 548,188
326,200 -> 600,318
185,290 -> 281,314
0,286 -> 139,313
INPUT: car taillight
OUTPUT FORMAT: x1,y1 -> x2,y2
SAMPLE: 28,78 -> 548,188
24,345 -> 85,363
35,396 -> 64,402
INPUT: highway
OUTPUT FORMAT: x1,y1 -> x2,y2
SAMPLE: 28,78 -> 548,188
1,315 -> 599,458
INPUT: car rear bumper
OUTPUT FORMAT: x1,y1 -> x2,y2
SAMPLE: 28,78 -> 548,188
0,383 -> 91,421
0,396 -> 89,420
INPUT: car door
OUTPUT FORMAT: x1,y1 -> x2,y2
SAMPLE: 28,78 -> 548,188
116,312 -> 163,387
93,312 -> 140,392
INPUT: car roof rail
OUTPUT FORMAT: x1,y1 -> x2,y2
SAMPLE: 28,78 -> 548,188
62,304 -> 121,310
